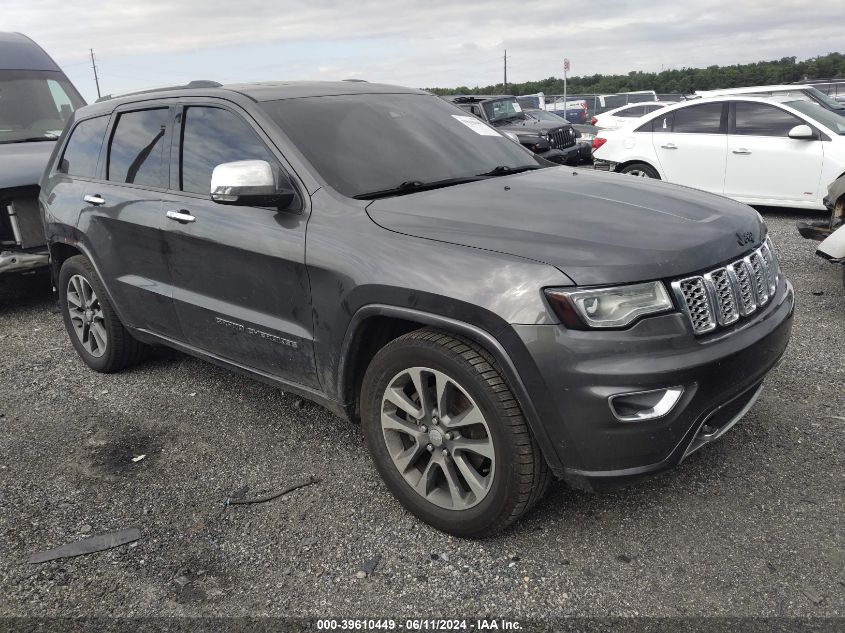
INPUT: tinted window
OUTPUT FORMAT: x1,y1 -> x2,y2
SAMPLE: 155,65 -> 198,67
260,93 -> 544,199
482,98 -> 523,123
733,102 -> 803,137
670,103 -> 724,133
59,116 -> 109,177
616,106 -> 645,117
180,107 -> 276,195
108,109 -> 168,188
643,104 -> 665,113
646,112 -> 673,132
788,100 -> 845,135
0,69 -> 86,144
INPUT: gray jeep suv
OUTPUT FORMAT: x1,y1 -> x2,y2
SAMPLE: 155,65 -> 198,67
40,81 -> 794,537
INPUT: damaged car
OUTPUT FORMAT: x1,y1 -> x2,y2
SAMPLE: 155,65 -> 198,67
42,81 -> 793,537
0,32 -> 85,280
798,173 -> 845,290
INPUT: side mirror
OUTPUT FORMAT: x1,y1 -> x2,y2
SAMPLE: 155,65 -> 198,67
788,124 -> 816,140
210,160 -> 297,209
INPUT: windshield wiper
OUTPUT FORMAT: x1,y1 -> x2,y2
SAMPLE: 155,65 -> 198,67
477,165 -> 542,178
353,176 -> 484,200
492,114 -> 524,124
2,136 -> 58,144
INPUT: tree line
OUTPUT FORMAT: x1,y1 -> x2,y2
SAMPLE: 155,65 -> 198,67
426,52 -> 845,96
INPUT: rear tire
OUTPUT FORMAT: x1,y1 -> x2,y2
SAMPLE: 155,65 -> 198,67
58,255 -> 147,373
619,162 -> 660,179
361,328 -> 549,538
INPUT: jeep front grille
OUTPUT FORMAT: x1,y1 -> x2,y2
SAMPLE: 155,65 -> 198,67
549,127 -> 576,149
672,238 -> 780,336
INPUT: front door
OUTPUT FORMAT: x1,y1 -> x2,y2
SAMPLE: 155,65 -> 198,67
723,101 -> 824,204
161,103 -> 317,388
650,102 -> 728,194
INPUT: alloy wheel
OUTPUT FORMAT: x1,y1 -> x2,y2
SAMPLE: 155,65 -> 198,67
66,274 -> 108,358
380,366 -> 495,510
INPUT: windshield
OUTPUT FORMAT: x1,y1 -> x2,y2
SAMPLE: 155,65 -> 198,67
804,86 -> 845,111
527,109 -> 565,123
481,98 -> 525,123
0,70 -> 85,144
260,93 -> 543,199
786,100 -> 845,134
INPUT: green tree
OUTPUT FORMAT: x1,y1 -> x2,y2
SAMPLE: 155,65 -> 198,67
426,52 -> 844,96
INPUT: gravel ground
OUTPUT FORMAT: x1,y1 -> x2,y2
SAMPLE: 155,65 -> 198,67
0,210 -> 843,623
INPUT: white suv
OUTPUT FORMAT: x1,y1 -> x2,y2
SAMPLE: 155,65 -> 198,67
695,84 -> 845,115
592,96 -> 845,210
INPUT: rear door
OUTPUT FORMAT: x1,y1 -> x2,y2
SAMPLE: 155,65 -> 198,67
724,101 -> 824,204
161,101 -> 317,387
650,102 -> 728,194
76,103 -> 180,337
43,114 -> 109,252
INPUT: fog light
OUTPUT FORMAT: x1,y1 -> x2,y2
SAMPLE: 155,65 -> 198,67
608,386 -> 684,422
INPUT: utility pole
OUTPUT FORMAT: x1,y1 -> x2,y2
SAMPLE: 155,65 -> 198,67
90,48 -> 101,99
503,49 -> 508,93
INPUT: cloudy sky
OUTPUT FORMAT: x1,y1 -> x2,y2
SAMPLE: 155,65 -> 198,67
6,0 -> 843,102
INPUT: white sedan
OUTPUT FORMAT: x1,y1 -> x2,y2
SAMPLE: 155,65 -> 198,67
590,101 -> 674,129
592,96 -> 845,210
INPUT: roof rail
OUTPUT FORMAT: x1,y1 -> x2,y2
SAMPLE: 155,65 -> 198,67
96,80 -> 222,103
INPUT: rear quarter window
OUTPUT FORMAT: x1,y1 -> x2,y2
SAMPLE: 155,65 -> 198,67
59,116 -> 109,178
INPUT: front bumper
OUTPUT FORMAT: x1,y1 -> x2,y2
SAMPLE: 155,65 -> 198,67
540,144 -> 586,166
506,277 -> 794,488
0,249 -> 49,275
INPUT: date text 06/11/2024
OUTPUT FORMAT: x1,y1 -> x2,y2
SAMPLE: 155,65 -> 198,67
315,619 -> 522,630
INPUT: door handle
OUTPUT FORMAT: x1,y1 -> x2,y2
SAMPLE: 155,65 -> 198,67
83,194 -> 105,206
660,143 -> 677,150
166,210 -> 196,223
732,148 -> 752,155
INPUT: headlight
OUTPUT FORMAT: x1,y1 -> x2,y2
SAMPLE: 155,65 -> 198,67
544,281 -> 673,329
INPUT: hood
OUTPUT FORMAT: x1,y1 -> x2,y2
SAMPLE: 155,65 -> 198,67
493,117 -> 566,136
0,141 -> 55,189
366,167 -> 765,286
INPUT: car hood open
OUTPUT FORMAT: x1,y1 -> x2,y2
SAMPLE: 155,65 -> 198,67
366,167 -> 765,286
0,141 -> 55,189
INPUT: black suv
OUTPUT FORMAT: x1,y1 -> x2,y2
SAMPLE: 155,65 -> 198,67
41,81 -> 794,537
445,95 -> 585,165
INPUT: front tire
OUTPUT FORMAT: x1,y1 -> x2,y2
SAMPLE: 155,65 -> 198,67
618,162 -> 660,179
361,328 -> 549,538
58,255 -> 147,373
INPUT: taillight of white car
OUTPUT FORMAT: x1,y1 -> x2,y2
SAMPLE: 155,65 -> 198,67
592,137 -> 607,151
